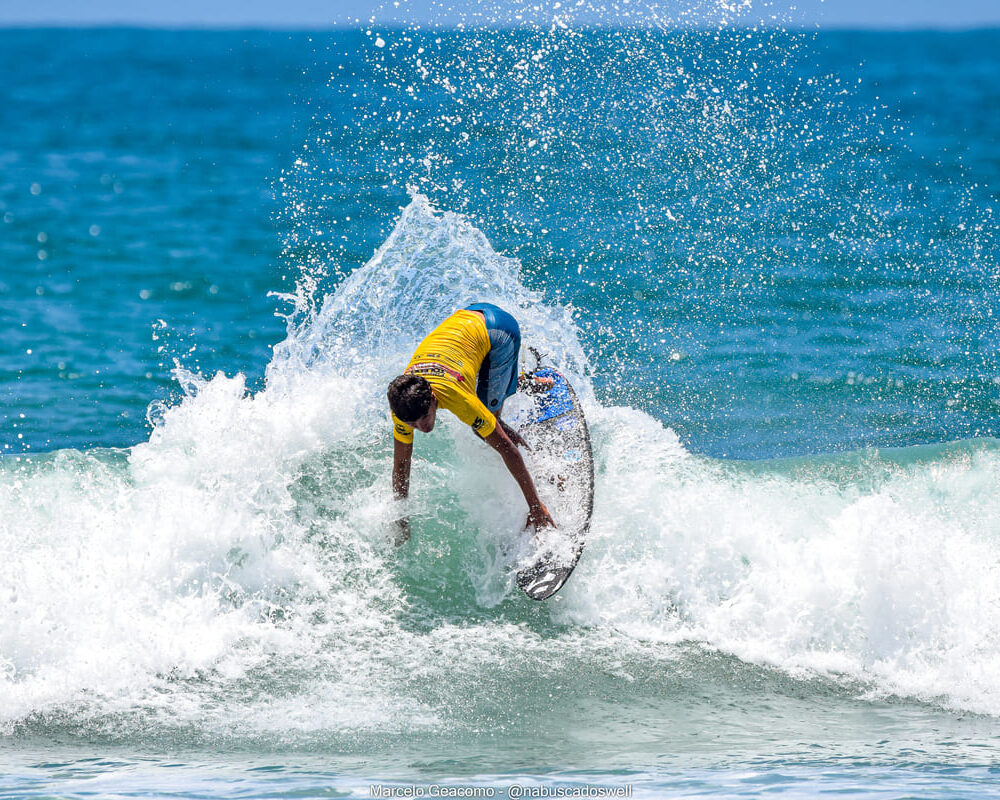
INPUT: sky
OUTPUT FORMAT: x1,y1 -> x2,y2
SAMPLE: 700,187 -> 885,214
0,0 -> 998,29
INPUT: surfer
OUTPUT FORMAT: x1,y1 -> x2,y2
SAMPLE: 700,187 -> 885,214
387,302 -> 555,541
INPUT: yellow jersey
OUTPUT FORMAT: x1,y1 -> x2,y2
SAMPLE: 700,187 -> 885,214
391,309 -> 496,444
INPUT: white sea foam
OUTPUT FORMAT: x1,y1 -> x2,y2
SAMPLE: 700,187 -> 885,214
3,196 -> 1000,737
558,405 -> 1000,714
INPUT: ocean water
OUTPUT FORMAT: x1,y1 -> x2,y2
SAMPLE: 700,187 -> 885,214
2,14 -> 1000,799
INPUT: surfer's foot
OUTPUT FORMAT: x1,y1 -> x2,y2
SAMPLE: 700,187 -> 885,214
518,372 -> 555,393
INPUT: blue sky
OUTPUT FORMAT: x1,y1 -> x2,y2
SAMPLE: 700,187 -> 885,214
1,0 -> 998,28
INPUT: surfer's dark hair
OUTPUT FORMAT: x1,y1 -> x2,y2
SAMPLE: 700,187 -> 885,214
387,374 -> 433,422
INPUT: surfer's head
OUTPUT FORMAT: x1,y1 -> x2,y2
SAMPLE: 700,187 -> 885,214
387,374 -> 437,432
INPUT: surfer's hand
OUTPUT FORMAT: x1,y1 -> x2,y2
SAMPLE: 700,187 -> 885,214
393,516 -> 411,546
500,420 -> 531,451
527,503 -> 555,531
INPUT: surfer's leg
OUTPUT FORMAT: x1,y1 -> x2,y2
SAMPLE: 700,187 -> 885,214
465,303 -> 521,414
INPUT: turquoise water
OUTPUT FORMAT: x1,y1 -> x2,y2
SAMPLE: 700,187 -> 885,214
2,16 -> 1000,799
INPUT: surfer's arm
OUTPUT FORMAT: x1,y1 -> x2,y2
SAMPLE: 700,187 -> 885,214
497,418 -> 530,451
391,438 -> 413,544
392,437 -> 412,499
483,427 -> 555,530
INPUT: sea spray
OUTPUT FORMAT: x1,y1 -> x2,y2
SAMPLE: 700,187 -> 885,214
280,10 -> 995,459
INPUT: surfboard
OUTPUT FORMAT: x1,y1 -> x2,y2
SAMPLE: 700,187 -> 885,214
513,364 -> 594,600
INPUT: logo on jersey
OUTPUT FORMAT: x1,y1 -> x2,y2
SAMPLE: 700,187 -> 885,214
406,362 -> 465,382
472,417 -> 485,431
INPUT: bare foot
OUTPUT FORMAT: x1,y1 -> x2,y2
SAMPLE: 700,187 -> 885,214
519,373 -> 555,393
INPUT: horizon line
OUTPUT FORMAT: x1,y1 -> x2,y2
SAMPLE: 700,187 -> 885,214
2,21 -> 999,33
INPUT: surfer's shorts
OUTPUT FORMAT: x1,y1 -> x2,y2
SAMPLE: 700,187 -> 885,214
465,302 -> 521,413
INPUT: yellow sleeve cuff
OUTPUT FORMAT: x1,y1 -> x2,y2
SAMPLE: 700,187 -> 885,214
391,413 -> 414,444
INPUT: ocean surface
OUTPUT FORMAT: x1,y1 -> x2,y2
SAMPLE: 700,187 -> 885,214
2,14 -> 1000,799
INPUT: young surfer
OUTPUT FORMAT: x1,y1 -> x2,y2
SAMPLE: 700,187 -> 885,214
387,302 -> 555,541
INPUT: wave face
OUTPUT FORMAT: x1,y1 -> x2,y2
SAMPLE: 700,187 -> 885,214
4,197 -> 1000,751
